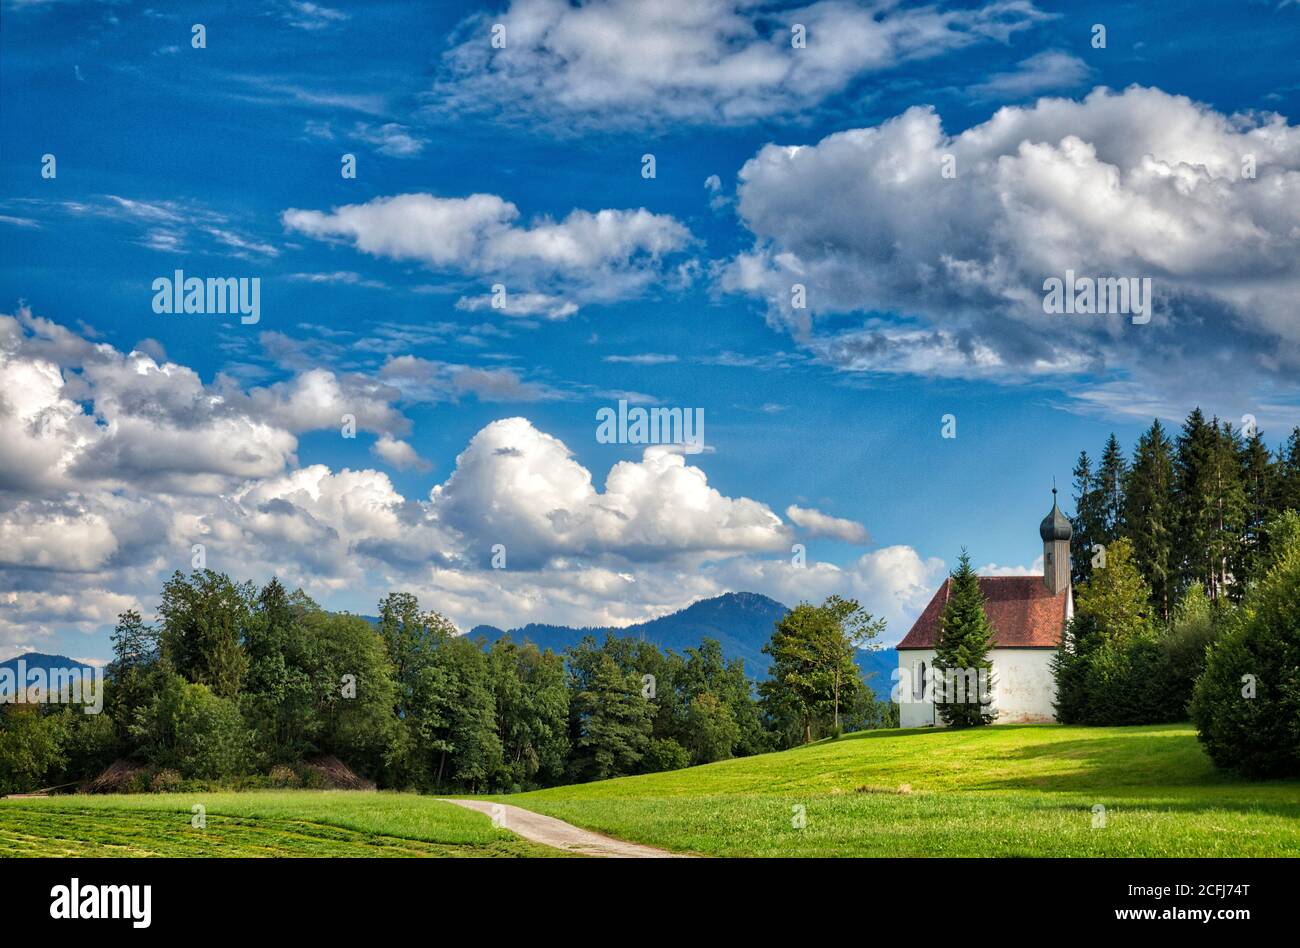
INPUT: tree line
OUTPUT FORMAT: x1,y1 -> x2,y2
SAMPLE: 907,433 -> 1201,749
1056,409 -> 1300,778
1070,411 -> 1300,616
0,577 -> 894,795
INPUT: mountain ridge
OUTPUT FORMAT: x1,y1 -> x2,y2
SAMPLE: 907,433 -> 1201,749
0,652 -> 96,673
467,591 -> 896,700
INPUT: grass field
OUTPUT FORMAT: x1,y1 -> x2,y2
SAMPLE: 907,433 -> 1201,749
482,723 -> 1300,857
2,724 -> 1296,857
0,791 -> 559,857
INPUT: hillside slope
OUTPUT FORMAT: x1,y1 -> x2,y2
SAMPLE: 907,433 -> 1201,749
484,724 -> 1300,857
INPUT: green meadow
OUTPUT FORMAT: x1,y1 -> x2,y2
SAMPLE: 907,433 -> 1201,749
1,724 -> 1296,857
0,790 -> 558,857
488,723 -> 1300,857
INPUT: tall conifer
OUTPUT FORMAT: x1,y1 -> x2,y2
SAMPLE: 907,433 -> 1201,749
1237,426 -> 1276,590
1071,451 -> 1105,586
1122,420 -> 1176,620
1098,433 -> 1128,539
932,551 -> 997,727
1173,409 -> 1218,598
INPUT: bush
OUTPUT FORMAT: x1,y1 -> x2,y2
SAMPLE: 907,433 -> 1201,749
130,674 -> 256,780
684,692 -> 739,765
297,764 -> 329,789
150,768 -> 182,792
1190,532 -> 1300,778
642,738 -> 690,773
1052,540 -> 1185,725
63,708 -> 121,780
269,764 -> 300,788
0,708 -> 69,795
1159,584 -> 1221,716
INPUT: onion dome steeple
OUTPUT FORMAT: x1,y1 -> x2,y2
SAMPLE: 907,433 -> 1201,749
1039,487 -> 1073,543
1040,485 -> 1072,595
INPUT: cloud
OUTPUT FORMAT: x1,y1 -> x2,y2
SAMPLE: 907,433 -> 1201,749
380,355 -> 559,403
455,291 -> 578,320
603,353 -> 679,365
133,338 -> 167,362
281,1 -> 348,31
204,227 -> 281,258
52,194 -> 277,259
429,417 -> 791,568
353,122 -> 427,158
709,544 -> 946,641
230,76 -> 388,116
282,192 -> 693,315
704,173 -> 731,210
371,435 -> 432,472
285,270 -> 387,289
0,589 -> 143,657
969,50 -> 1090,99
0,214 -> 40,229
0,308 -> 942,651
722,85 -> 1300,411
0,503 -> 119,571
786,504 -> 870,544
237,367 -> 409,437
0,311 -> 299,495
433,0 -> 1051,127
977,555 -> 1044,576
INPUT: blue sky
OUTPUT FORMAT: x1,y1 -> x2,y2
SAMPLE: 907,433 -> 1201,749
2,0 -> 1298,661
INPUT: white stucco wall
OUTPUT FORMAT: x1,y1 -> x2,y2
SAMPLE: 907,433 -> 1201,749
897,649 -> 937,728
896,648 -> 1058,726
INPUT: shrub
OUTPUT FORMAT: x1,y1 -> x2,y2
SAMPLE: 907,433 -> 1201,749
683,692 -> 740,765
130,674 -> 256,780
0,708 -> 69,795
150,768 -> 182,792
1190,530 -> 1300,778
63,708 -> 121,780
297,764 -> 329,789
269,764 -> 300,788
1053,540 -> 1184,725
642,737 -> 690,773
1159,584 -> 1221,716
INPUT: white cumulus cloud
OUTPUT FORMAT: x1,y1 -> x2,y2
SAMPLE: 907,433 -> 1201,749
282,192 -> 693,317
722,85 -> 1300,413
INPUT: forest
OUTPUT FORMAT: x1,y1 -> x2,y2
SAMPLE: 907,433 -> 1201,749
0,576 -> 894,795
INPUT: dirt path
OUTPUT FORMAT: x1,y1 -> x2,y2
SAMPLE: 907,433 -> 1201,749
440,799 -> 693,858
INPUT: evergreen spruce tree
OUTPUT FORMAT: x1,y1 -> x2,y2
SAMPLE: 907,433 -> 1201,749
1070,450 -> 1105,587
110,608 -> 157,673
1207,419 -> 1247,600
571,654 -> 652,781
932,550 -> 996,727
1173,408 -> 1219,598
1237,426 -> 1277,591
1097,433 -> 1128,540
1122,419 -> 1176,620
1274,426 -> 1300,514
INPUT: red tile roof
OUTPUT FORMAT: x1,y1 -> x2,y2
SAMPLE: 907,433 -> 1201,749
896,576 -> 1068,650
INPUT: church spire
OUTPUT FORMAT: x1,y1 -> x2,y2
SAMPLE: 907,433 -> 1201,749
1040,485 -> 1072,594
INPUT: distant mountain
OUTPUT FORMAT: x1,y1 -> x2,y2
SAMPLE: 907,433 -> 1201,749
467,591 -> 896,700
855,649 -> 898,702
0,652 -> 96,675
0,652 -> 99,697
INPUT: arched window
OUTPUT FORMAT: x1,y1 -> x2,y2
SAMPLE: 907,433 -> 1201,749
919,661 -> 927,701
